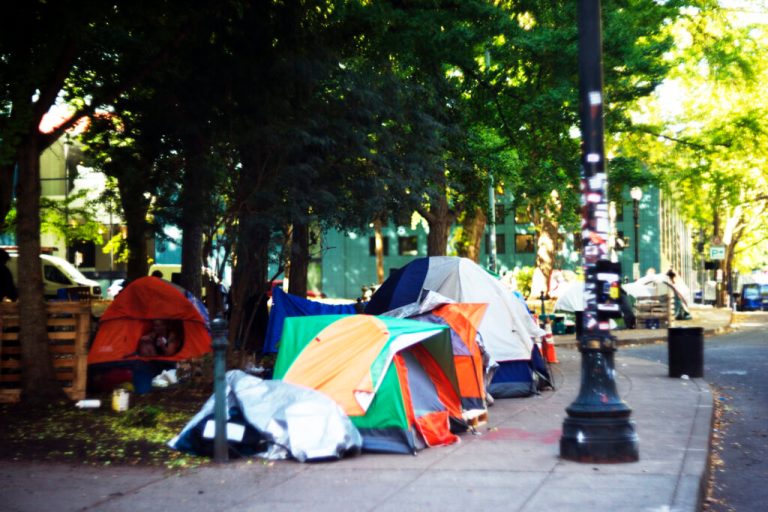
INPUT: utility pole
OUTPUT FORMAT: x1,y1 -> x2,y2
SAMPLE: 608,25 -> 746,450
560,0 -> 639,463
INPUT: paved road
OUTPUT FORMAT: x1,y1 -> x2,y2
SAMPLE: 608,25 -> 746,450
625,311 -> 768,512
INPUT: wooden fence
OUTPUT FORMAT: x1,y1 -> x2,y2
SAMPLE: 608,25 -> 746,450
0,302 -> 91,403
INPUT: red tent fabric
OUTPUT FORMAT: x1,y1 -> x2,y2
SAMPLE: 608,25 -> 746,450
88,276 -> 212,364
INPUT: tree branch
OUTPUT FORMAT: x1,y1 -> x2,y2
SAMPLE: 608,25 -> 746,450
41,27 -> 191,149
32,38 -> 79,132
631,125 -> 731,151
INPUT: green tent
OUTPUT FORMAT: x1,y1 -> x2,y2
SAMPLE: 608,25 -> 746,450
273,314 -> 463,454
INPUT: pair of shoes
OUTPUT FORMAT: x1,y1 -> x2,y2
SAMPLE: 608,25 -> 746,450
152,369 -> 178,388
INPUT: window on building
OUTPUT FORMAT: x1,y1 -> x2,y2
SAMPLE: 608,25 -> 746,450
515,234 -> 535,253
397,236 -> 418,256
491,204 -> 506,224
514,204 -> 531,224
485,233 -> 506,254
369,236 -> 390,256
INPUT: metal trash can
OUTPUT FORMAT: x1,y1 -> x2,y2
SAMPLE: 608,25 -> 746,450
667,327 -> 704,378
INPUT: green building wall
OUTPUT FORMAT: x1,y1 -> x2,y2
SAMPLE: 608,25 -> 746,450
319,208 -> 581,300
615,186 -> 662,281
319,185 -> 694,301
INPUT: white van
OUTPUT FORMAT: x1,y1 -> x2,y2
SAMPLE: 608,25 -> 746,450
148,263 -> 181,283
7,253 -> 102,299
148,263 -> 221,297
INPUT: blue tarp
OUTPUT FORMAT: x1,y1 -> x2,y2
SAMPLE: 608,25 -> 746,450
263,287 -> 357,354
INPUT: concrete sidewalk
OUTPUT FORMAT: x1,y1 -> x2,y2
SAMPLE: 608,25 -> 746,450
0,307 -> 730,512
552,304 -> 733,348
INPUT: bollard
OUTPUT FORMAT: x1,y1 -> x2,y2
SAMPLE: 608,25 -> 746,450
211,315 -> 229,463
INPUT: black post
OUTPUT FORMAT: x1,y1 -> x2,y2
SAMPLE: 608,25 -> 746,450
211,315 -> 229,463
560,0 -> 639,463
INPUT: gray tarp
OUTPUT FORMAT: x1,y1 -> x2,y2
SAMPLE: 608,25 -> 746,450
169,370 -> 362,462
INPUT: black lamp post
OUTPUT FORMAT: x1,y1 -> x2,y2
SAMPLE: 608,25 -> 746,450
630,186 -> 643,280
559,0 -> 639,463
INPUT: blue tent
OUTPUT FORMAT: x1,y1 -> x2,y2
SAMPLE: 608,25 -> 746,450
263,287 -> 358,354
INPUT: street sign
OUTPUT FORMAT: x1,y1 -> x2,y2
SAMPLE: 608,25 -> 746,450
710,245 -> 726,260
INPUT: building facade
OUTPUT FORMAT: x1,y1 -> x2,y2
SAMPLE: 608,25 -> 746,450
320,185 -> 696,301
614,186 -> 695,297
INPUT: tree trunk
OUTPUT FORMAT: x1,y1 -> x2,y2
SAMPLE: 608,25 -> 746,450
230,217 -> 270,355
456,206 -> 486,263
421,193 -> 455,257
288,222 -> 309,297
373,218 -> 385,283
534,192 -> 561,298
120,186 -> 150,281
228,147 -> 276,356
712,202 -> 726,307
181,222 -> 204,297
17,137 -> 65,403
179,133 -> 212,299
427,217 -> 451,256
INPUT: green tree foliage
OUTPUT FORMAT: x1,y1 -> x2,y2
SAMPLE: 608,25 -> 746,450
618,2 -> 768,275
440,1 -> 688,283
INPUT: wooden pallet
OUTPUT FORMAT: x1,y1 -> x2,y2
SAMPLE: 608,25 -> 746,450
634,295 -> 671,328
463,409 -> 489,429
1,302 -> 91,403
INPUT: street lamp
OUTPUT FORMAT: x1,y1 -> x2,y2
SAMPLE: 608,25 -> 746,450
560,0 -> 639,463
630,186 -> 643,280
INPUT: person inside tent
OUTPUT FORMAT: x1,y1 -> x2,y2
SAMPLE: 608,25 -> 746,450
137,319 -> 183,357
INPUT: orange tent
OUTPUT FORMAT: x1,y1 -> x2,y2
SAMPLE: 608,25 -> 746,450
88,276 -> 212,365
424,303 -> 488,412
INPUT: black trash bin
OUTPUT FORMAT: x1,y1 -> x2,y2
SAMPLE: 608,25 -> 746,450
574,311 -> 583,339
667,327 -> 704,378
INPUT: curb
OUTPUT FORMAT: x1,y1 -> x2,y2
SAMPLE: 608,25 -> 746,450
694,381 -> 716,512
553,323 -> 733,350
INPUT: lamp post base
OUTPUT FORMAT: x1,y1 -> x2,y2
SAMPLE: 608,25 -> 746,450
560,415 -> 639,463
559,341 -> 639,463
